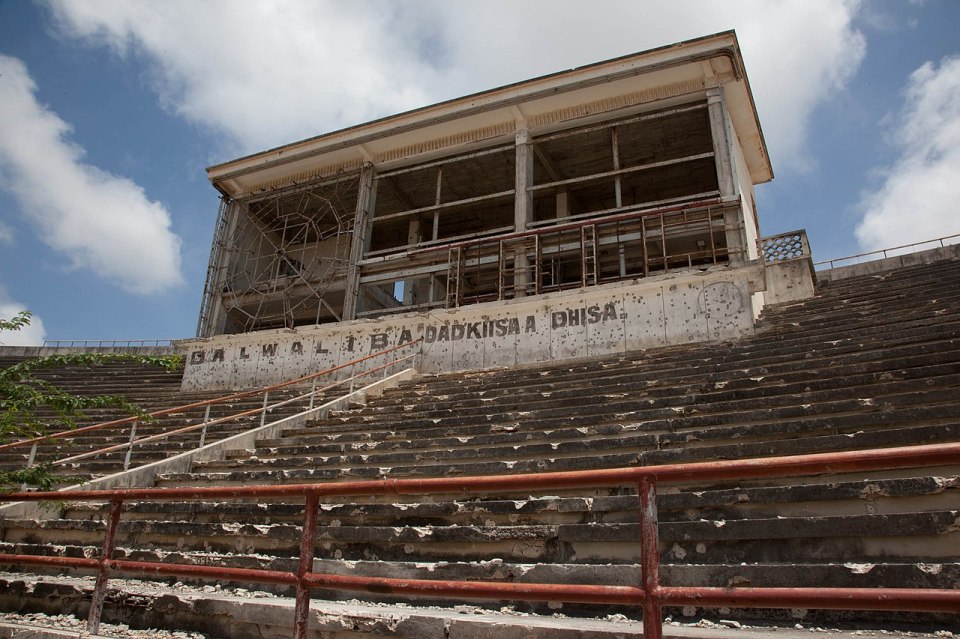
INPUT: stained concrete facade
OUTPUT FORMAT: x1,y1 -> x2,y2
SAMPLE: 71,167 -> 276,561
186,31 -> 789,390
181,265 -> 763,391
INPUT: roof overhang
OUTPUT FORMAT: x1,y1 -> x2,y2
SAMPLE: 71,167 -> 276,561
208,30 -> 773,200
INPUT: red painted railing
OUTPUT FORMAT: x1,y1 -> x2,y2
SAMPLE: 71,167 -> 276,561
1,441 -> 958,637
0,339 -> 422,473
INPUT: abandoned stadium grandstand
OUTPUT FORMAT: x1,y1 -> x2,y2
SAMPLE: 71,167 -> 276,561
1,31 -> 958,639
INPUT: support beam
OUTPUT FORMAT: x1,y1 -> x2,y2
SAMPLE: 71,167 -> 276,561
707,87 -> 746,265
202,198 -> 242,337
403,218 -> 423,305
611,127 -> 623,209
706,87 -> 736,197
343,164 -> 376,319
514,130 -> 534,296
362,282 -> 402,310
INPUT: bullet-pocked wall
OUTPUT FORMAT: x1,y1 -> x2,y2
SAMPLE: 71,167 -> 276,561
179,265 -> 763,392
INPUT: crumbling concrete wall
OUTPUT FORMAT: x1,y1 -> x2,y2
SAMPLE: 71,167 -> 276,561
179,264 -> 765,392
763,258 -> 817,305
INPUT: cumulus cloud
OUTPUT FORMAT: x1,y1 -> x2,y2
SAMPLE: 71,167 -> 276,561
426,0 -> 866,173
43,0 -> 439,155
45,0 -> 865,171
856,55 -> 960,251
0,298 -> 47,347
0,54 -> 183,294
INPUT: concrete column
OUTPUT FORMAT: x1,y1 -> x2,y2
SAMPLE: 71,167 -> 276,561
403,218 -> 422,305
343,164 -> 376,320
556,190 -> 570,218
707,87 -> 746,265
707,87 -> 736,198
514,129 -> 534,296
203,199 -> 242,337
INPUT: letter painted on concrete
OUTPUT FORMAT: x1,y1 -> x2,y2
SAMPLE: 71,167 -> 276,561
602,302 -> 617,322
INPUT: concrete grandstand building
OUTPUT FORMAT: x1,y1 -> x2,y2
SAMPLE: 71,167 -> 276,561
185,31 -> 807,393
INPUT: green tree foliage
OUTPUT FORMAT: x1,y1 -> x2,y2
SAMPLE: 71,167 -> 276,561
0,311 -> 183,490
0,309 -> 33,333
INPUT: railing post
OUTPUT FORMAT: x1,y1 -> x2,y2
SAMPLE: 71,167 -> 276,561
308,377 -> 318,410
260,391 -> 270,428
294,492 -> 319,638
21,442 -> 40,490
199,405 -> 211,449
123,419 -> 138,471
26,442 -> 38,469
639,478 -> 662,639
88,497 -> 123,633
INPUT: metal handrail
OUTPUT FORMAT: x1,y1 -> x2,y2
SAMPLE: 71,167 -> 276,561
40,339 -> 176,348
1,441 -> 957,637
0,340 -> 423,474
53,351 -> 419,469
407,196 -> 728,257
814,233 -> 960,270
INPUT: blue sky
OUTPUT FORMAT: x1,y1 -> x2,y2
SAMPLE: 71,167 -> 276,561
1,0 -> 959,345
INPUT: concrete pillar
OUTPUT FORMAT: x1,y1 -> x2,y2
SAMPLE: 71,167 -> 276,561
403,218 -> 422,305
556,190 -> 570,218
343,164 -> 376,320
202,199 -> 242,337
514,129 -> 534,296
707,87 -> 736,198
707,87 -> 746,265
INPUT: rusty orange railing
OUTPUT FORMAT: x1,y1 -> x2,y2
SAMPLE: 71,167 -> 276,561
1,441 -> 958,637
0,339 -> 422,474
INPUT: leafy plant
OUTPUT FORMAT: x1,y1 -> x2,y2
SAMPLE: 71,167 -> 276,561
0,309 -> 33,333
0,311 -> 183,490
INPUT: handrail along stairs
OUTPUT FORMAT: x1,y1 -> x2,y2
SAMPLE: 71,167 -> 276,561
0,339 -> 423,474
0,441 -> 957,638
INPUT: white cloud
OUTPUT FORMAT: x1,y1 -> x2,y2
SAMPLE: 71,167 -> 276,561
0,54 -> 183,294
0,299 -> 47,347
0,219 -> 12,244
426,0 -> 866,173
45,0 -> 865,172
44,0 -> 439,155
855,55 -> 960,251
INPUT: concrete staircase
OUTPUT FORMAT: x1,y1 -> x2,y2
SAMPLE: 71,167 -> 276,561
0,357 -> 321,485
2,258 -> 960,636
